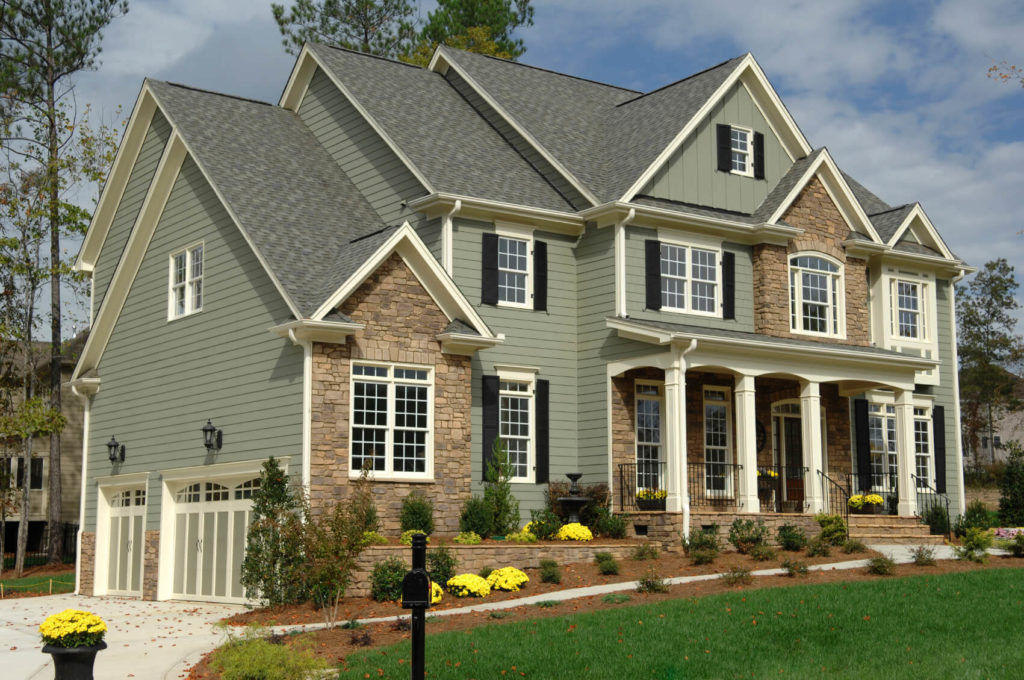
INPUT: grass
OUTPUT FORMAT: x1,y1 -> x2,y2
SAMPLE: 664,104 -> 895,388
341,569 -> 1024,679
0,571 -> 75,596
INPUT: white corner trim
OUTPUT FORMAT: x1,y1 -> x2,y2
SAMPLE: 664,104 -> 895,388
74,394 -> 91,595
887,203 -> 956,261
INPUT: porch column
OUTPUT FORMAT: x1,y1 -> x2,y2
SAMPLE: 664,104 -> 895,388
735,374 -> 759,513
800,380 -> 824,513
895,389 -> 917,516
663,346 -> 689,530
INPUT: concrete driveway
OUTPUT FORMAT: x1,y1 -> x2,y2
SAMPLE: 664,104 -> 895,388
0,594 -> 244,680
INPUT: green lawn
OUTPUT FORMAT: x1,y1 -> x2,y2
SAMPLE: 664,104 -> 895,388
0,571 -> 75,596
341,568 -> 1024,679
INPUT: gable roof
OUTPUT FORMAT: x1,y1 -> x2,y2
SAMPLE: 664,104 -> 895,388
867,204 -> 914,243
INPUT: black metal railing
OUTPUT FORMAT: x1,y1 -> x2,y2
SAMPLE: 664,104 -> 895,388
847,473 -> 898,515
756,465 -> 808,513
913,474 -> 952,537
818,470 -> 850,528
687,462 -> 742,507
2,522 -> 77,570
618,461 -> 667,511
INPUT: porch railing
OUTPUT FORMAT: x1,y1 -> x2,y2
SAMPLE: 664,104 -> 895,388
818,470 -> 850,528
687,462 -> 741,508
912,474 -> 952,537
756,465 -> 808,513
848,473 -> 898,515
617,461 -> 667,511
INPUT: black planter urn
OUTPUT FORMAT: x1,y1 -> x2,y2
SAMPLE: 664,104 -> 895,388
42,641 -> 106,680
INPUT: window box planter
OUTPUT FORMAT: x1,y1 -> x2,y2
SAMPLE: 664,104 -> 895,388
635,498 -> 666,511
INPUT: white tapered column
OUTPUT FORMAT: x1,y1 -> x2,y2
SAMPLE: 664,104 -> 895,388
800,380 -> 824,513
735,374 -> 759,513
895,389 -> 917,516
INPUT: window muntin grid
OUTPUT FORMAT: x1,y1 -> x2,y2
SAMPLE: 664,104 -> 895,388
703,389 -> 731,493
790,255 -> 842,336
635,382 -> 662,491
169,243 -> 204,319
914,407 -> 931,488
730,127 -> 751,174
351,363 -> 432,477
497,236 -> 528,305
499,380 -> 532,480
868,403 -> 897,490
660,243 -> 718,314
896,280 -> 921,339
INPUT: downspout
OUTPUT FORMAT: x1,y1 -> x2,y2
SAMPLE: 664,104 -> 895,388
950,269 -> 967,514
614,208 -> 636,318
71,383 -> 89,596
441,200 -> 461,276
676,338 -> 697,539
288,328 -> 314,493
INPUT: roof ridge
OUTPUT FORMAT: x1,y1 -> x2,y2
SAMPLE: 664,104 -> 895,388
440,45 -> 641,94
868,203 -> 914,217
311,40 -> 425,70
615,54 -> 745,108
154,80 -> 273,107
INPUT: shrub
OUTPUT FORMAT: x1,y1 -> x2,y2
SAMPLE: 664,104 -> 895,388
459,496 -> 494,539
806,536 -> 831,557
539,559 -> 561,584
776,524 -> 807,551
998,443 -> 1024,527
360,531 -> 388,546
1011,533 -> 1024,558
426,547 -> 457,587
921,504 -> 951,536
535,600 -> 559,608
781,558 -> 808,577
728,518 -> 768,554
720,567 -> 752,586
866,555 -> 897,575
555,522 -> 593,541
350,630 -> 373,647
910,546 -> 936,566
478,566 -> 494,579
750,544 -> 777,562
594,552 -> 619,575
592,507 -> 628,538
631,543 -> 660,561
955,527 -> 994,563
546,481 -> 610,527
842,539 -> 868,554
487,566 -> 530,592
684,524 -> 719,555
210,628 -> 329,680
814,513 -> 847,546
400,493 -> 434,535
636,567 -> 668,593
484,439 -> 521,535
964,499 -> 998,531
453,531 -> 482,545
689,548 -> 717,566
399,529 -> 429,546
527,509 -> 562,540
506,528 -> 538,543
593,551 -> 615,564
370,557 -> 407,602
447,573 -> 491,598
602,593 -> 631,604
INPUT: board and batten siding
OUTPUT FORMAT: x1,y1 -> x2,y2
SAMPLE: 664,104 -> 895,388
297,68 -> 426,227
625,224 -> 755,332
92,111 -> 172,315
451,218 -> 578,516
642,82 -> 790,214
85,156 -> 303,532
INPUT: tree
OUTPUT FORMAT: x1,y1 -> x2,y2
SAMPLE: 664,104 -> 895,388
957,259 -> 1024,466
402,25 -> 512,67
988,61 -> 1024,87
421,0 -> 534,60
271,0 -> 417,58
999,441 -> 1024,526
0,0 -> 127,563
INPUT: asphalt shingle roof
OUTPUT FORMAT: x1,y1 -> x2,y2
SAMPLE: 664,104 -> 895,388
842,172 -> 892,216
868,204 -> 914,243
148,80 -> 388,317
750,149 -> 825,223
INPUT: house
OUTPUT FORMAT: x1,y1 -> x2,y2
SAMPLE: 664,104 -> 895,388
962,370 -> 1023,466
70,43 -> 969,603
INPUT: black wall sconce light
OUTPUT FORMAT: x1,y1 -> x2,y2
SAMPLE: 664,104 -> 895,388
202,419 -> 223,453
107,436 -> 125,463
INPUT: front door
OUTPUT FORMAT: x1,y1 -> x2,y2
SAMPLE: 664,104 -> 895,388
107,487 -> 146,596
781,417 -> 805,506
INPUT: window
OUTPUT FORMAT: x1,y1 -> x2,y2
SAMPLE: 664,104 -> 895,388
351,363 -> 432,478
169,243 -> 204,319
703,388 -> 732,495
497,236 -> 528,306
789,254 -> 843,337
635,382 -> 663,491
889,278 -> 928,341
868,404 -> 897,491
29,457 -> 42,490
500,379 -> 533,481
913,407 -> 931,488
730,126 -> 752,176
660,243 -> 719,314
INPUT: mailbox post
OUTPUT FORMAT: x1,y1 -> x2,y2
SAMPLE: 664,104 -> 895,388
401,533 -> 432,680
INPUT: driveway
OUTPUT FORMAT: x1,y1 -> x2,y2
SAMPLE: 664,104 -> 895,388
0,594 -> 244,680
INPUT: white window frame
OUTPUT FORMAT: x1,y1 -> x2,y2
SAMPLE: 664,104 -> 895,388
703,387 -> 734,497
634,380 -> 664,492
657,230 -> 723,317
348,361 -> 434,481
496,366 -> 537,483
729,125 -> 754,178
913,406 -> 933,489
883,271 -> 936,347
788,252 -> 845,338
168,241 -> 204,320
865,391 -> 934,491
495,223 -> 534,309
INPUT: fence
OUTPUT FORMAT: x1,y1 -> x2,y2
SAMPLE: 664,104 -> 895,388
2,522 -> 77,570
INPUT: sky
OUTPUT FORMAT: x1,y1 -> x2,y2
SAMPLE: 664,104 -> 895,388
72,0 -> 1024,316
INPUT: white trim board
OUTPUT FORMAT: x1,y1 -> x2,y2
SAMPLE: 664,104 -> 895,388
886,203 -> 956,261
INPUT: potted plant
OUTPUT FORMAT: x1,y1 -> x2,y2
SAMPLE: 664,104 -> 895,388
848,493 -> 885,515
39,609 -> 108,680
636,488 -> 667,511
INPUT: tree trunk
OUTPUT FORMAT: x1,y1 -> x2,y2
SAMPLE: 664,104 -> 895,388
15,446 -> 32,576
988,402 -> 995,466
46,25 -> 63,565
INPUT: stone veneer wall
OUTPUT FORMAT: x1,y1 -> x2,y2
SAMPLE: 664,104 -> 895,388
143,530 -> 160,600
309,253 -> 472,534
690,511 -> 822,548
611,367 -> 665,510
78,531 -> 95,596
753,177 -> 869,346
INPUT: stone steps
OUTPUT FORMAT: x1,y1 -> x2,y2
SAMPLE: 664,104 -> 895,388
848,515 -> 947,545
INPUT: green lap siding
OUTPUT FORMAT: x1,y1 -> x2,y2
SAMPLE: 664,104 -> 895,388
85,157 -> 303,531
933,279 -> 962,515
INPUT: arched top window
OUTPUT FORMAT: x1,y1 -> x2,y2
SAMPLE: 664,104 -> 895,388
176,483 -> 201,504
789,253 -> 844,337
234,478 -> 261,500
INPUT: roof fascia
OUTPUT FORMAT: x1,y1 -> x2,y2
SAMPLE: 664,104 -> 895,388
269,319 -> 365,345
76,85 -> 155,272
287,46 -> 436,194
436,331 -> 503,356
278,43 -> 319,111
874,249 -> 970,275
311,222 -> 498,341
766,149 -> 882,243
887,203 -> 956,260
430,48 -> 600,207
407,193 -> 583,235
621,54 -> 814,202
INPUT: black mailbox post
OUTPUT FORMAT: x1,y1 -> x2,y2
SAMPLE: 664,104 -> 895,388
401,533 -> 432,679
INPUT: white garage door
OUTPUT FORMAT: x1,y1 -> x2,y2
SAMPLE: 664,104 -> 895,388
107,487 -> 146,596
170,477 -> 259,603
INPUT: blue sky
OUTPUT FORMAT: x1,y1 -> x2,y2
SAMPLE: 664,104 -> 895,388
74,0 -> 1023,315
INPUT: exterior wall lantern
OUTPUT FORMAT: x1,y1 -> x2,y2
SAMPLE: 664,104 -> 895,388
202,419 -> 223,453
107,436 -> 125,463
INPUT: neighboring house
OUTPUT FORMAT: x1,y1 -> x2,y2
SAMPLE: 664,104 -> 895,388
963,371 -> 1023,465
71,44 -> 969,603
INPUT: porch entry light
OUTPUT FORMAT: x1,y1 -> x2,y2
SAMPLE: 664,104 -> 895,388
107,436 -> 125,463
202,419 -> 223,453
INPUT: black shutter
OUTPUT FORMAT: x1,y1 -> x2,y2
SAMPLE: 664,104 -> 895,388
854,399 -> 872,492
722,251 -> 735,320
753,131 -> 765,179
645,240 -> 662,310
535,379 -> 549,484
716,124 -> 732,172
933,405 -> 947,493
481,233 -> 498,305
533,240 -> 547,311
482,375 -> 499,481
